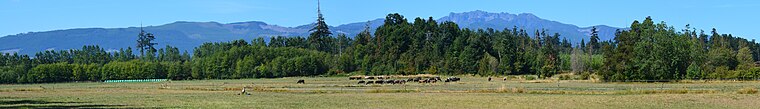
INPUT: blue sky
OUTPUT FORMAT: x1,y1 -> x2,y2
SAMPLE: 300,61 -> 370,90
1,0 -> 759,39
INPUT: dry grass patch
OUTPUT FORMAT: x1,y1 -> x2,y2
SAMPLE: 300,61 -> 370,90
520,80 -> 556,83
736,87 -> 758,94
183,87 -> 222,91
615,89 -> 718,94
469,85 -> 528,93
468,85 -> 720,95
248,86 -> 289,92
365,89 -> 420,93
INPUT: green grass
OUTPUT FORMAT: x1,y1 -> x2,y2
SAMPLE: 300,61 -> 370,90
1,76 -> 760,108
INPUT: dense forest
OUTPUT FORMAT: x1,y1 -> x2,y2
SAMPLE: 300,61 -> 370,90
1,13 -> 759,83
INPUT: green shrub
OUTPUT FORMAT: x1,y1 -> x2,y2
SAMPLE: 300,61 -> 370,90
523,75 -> 537,80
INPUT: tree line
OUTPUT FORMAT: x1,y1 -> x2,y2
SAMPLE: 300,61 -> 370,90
1,14 -> 760,84
600,17 -> 760,81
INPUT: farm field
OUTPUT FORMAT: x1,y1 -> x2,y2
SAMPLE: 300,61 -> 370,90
1,76 -> 759,108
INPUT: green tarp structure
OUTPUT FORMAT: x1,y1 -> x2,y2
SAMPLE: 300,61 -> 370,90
104,79 -> 168,83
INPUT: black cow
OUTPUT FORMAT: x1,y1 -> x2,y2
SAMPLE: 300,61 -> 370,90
375,81 -> 384,84
386,80 -> 395,84
358,81 -> 366,84
421,78 -> 436,83
446,77 -> 461,82
350,76 -> 363,80
297,80 -> 305,84
488,77 -> 492,81
413,77 -> 422,81
366,81 -> 374,84
396,80 -> 406,84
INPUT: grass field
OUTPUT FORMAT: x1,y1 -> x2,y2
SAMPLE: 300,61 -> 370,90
1,75 -> 759,108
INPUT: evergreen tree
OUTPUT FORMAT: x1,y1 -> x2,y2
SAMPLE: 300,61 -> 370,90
308,0 -> 332,52
136,29 -> 157,58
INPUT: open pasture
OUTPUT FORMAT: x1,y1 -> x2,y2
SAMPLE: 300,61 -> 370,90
1,76 -> 759,108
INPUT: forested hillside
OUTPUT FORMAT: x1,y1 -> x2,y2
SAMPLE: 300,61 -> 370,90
1,14 -> 759,84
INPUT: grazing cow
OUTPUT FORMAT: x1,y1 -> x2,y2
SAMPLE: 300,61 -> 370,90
386,80 -> 395,84
376,80 -> 384,84
413,77 -> 422,81
422,78 -> 434,83
407,78 -> 414,82
366,81 -> 374,84
397,80 -> 406,84
446,77 -> 461,82
488,77 -> 492,81
503,77 -> 507,81
358,81 -> 366,84
350,76 -> 363,80
366,76 -> 375,80
297,80 -> 305,84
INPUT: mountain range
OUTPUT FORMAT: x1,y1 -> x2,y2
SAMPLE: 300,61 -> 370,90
0,10 -> 621,55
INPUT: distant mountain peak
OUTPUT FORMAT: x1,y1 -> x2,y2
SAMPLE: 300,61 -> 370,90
228,21 -> 268,25
517,13 -> 538,19
0,10 -> 621,55
438,10 -> 619,43
444,10 -> 548,23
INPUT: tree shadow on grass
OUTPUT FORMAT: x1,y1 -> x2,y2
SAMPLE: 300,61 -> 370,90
0,99 -> 87,105
0,99 -> 148,109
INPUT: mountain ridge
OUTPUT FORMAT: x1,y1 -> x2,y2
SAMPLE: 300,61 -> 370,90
0,10 -> 621,55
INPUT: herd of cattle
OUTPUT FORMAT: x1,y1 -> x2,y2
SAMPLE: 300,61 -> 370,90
348,76 -> 461,85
